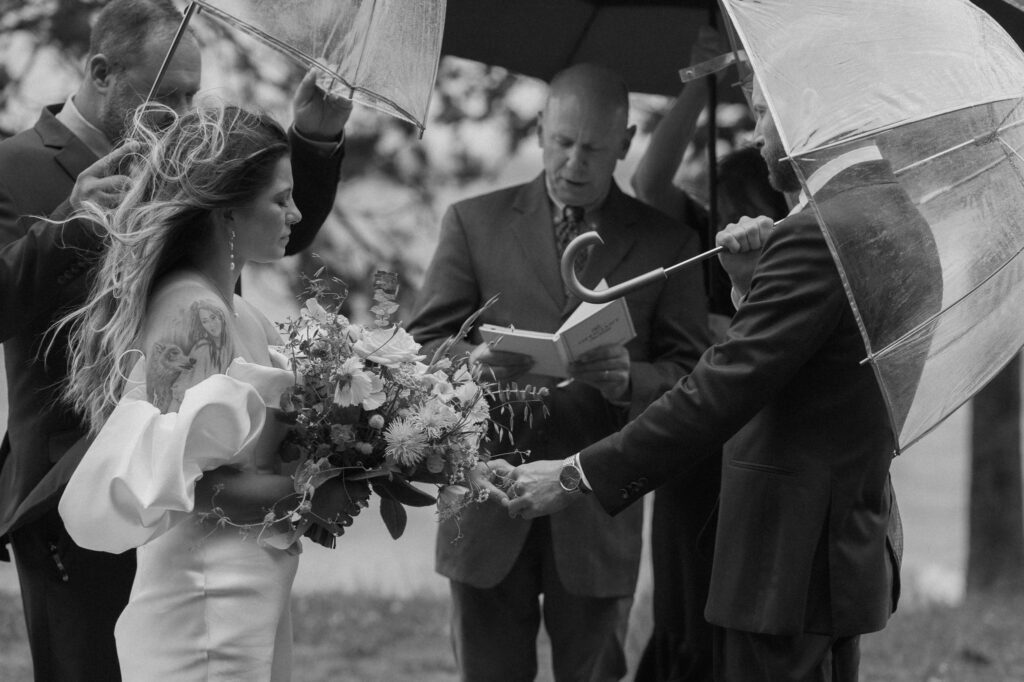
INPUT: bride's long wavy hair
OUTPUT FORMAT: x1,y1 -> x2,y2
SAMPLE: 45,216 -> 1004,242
59,100 -> 290,434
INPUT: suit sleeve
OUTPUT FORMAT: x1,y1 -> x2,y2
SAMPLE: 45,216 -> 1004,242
626,226 -> 711,419
0,177 -> 103,341
284,129 -> 345,255
406,204 -> 482,352
582,215 -> 849,514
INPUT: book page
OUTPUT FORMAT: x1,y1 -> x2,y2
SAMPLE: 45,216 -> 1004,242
478,324 -> 568,377
558,294 -> 636,363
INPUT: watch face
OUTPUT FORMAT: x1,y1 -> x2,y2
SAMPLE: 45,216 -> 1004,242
559,464 -> 582,492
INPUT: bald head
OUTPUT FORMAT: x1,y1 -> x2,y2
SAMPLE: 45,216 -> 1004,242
539,63 -> 635,208
545,63 -> 630,125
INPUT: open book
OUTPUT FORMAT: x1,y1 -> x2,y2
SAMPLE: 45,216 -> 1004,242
479,287 -> 636,378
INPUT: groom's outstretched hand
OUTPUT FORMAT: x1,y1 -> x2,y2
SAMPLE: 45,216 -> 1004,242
500,460 -> 578,520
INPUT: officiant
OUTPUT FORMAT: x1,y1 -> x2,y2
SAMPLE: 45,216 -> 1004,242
407,63 -> 711,682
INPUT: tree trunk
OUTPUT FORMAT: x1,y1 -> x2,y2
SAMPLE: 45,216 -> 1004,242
967,353 -> 1024,594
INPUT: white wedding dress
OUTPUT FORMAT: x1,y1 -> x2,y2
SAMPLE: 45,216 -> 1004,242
59,353 -> 301,681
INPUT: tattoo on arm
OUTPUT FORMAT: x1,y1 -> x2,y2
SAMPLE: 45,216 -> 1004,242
145,297 -> 235,413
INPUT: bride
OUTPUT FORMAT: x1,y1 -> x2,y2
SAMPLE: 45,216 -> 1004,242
56,102 -> 361,680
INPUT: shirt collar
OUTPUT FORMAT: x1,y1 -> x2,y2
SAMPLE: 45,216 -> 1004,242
791,144 -> 883,215
544,175 -> 605,223
55,95 -> 113,159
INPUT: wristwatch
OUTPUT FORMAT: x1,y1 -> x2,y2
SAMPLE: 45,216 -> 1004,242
559,454 -> 590,494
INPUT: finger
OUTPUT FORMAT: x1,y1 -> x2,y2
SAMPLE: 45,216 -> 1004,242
507,496 -> 530,519
294,68 -> 318,104
81,142 -> 138,180
715,229 -> 742,253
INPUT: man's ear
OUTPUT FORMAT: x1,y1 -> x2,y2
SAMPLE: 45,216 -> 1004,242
619,124 -> 637,159
88,54 -> 114,92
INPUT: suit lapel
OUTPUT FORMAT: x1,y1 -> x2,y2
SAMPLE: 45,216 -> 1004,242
37,105 -> 98,182
563,183 -> 638,315
511,174 -> 565,308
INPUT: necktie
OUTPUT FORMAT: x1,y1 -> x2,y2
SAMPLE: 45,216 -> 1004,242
554,205 -> 588,275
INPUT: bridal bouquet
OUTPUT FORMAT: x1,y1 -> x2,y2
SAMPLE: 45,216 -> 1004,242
262,271 -> 542,544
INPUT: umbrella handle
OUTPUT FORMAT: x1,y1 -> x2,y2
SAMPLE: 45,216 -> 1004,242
561,231 -> 725,303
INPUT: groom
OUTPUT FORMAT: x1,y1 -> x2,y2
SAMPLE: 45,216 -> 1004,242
496,76 -> 943,680
0,1 -> 352,679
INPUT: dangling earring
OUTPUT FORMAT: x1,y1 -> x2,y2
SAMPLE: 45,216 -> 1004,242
229,229 -> 236,271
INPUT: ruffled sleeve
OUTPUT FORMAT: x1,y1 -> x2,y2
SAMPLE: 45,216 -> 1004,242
59,356 -> 294,554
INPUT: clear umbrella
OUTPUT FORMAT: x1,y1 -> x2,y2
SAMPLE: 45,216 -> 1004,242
153,0 -> 446,132
718,0 -> 1024,450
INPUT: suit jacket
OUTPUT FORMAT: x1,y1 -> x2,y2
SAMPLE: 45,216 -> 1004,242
0,104 -> 345,540
408,174 -> 711,596
580,160 -> 942,634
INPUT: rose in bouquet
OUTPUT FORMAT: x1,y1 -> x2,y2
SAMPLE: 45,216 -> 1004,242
259,271 -> 543,544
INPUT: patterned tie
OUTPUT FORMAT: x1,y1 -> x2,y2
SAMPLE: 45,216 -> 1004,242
554,205 -> 588,276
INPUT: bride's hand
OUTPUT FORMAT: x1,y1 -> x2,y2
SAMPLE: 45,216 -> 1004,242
308,477 -> 371,538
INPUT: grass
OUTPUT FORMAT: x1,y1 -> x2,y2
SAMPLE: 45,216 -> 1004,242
0,589 -> 1022,681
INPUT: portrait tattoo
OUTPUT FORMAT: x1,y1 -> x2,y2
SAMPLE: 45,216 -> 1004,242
146,297 -> 236,413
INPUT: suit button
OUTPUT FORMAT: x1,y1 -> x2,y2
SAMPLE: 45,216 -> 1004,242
619,488 -> 629,499
637,477 -> 648,487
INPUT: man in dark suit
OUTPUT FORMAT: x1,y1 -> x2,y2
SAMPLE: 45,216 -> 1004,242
499,78 -> 943,680
408,64 -> 710,681
0,1 -> 351,679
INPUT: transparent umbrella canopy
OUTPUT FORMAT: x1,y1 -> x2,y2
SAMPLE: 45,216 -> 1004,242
159,0 -> 446,132
720,0 -> 1024,450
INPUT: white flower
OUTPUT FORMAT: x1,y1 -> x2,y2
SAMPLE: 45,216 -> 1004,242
384,417 -> 428,466
333,357 -> 386,409
454,381 -> 480,407
304,298 -> 330,324
415,399 -> 459,436
354,326 -> 424,367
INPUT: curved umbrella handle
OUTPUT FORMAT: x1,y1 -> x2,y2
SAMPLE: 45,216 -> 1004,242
560,230 -> 726,304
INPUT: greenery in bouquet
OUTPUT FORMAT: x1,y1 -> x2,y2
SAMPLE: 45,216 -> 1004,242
262,270 -> 545,545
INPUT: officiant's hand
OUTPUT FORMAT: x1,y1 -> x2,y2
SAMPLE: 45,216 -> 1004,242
505,460 -> 577,519
292,68 -> 353,142
570,344 -> 630,403
717,215 -> 774,296
470,342 -> 534,382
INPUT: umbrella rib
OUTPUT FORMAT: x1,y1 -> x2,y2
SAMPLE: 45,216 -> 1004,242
894,115 -> 1024,177
915,134 -> 1024,205
194,3 -> 424,130
349,0 -> 380,94
565,7 -> 600,66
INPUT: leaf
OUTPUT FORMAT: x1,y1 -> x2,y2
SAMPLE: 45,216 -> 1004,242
379,497 -> 407,539
428,293 -> 501,370
371,477 -> 438,507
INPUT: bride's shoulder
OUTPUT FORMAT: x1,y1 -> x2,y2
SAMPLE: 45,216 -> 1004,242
141,274 -> 231,349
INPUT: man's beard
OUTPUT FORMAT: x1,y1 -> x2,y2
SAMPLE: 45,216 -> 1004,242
763,141 -> 802,194
97,78 -> 142,145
